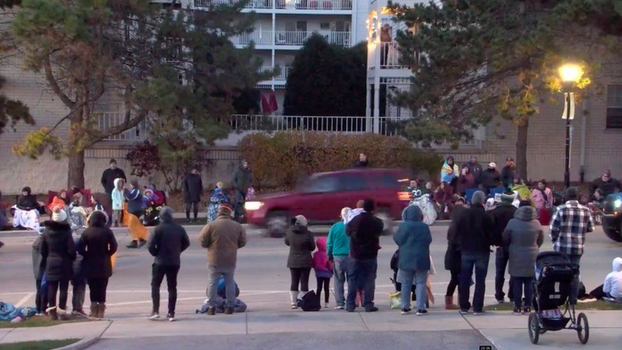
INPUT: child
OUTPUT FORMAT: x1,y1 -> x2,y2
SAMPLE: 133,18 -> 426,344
111,178 -> 125,227
69,190 -> 88,229
207,182 -> 229,223
313,237 -> 333,308
32,231 -> 47,316
142,187 -> 161,226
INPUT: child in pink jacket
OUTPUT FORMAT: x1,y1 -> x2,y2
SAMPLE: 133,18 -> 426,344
313,237 -> 333,308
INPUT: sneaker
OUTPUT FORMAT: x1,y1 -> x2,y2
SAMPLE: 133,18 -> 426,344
291,303 -> 298,310
224,307 -> 234,315
513,308 -> 522,316
335,305 -> 345,310
35,312 -> 44,317
126,240 -> 138,249
416,309 -> 428,316
138,239 -> 147,248
578,297 -> 597,303
401,308 -> 411,315
72,309 -> 88,318
324,303 -> 329,309
459,309 -> 470,315
167,313 -> 175,322
186,219 -> 192,223
497,298 -> 506,304
206,307 -> 216,316
346,307 -> 356,313
473,310 -> 486,316
365,306 -> 379,313
148,312 -> 160,320
522,307 -> 531,315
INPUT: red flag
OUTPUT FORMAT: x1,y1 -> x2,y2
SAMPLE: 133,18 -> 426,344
261,93 -> 271,114
269,90 -> 278,113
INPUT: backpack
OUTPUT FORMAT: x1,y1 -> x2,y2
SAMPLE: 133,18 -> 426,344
298,291 -> 321,311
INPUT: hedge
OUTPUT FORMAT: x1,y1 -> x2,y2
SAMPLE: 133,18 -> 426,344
238,132 -> 442,190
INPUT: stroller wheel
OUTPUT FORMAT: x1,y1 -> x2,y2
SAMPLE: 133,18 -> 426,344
528,312 -> 540,344
577,313 -> 589,344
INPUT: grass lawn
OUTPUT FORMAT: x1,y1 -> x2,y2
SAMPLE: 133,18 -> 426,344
0,338 -> 79,350
484,300 -> 622,311
0,316 -> 93,329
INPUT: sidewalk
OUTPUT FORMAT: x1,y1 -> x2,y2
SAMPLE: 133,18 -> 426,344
0,310 -> 619,349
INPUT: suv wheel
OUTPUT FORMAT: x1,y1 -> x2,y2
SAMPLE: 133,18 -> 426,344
266,211 -> 289,238
376,210 -> 394,236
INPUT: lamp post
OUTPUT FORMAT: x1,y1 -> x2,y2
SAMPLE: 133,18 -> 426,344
559,64 -> 583,189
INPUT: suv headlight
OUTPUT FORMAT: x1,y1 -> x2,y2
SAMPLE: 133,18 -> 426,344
244,201 -> 264,211
615,199 -> 622,208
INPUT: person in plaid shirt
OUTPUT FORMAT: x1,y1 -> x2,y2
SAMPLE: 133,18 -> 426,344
549,187 -> 594,304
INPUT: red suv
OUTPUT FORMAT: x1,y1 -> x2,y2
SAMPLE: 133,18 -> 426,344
244,168 -> 411,237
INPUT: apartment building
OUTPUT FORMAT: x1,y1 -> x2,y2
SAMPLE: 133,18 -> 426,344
187,0 -> 370,114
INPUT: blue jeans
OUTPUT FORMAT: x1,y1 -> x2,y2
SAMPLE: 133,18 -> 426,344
512,276 -> 533,309
333,256 -> 349,307
346,258 -> 377,310
568,255 -> 581,304
459,252 -> 490,312
398,269 -> 428,311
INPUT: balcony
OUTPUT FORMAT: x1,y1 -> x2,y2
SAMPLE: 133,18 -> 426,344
275,66 -> 292,81
275,31 -> 350,47
97,112 -> 147,142
231,30 -> 273,46
194,0 -> 273,9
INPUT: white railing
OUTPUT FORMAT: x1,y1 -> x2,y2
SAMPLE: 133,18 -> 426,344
194,0 -> 273,9
274,31 -> 350,46
231,30 -> 273,45
97,112 -> 146,142
230,115 -> 411,136
379,42 -> 407,69
275,66 -> 292,81
275,0 -> 352,10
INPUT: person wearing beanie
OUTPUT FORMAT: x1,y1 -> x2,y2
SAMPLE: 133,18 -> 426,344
14,186 -> 43,231
40,206 -> 76,320
455,190 -> 494,315
101,159 -> 127,195
481,162 -> 501,195
489,190 -> 518,303
77,211 -> 118,319
346,199 -> 384,312
147,207 -> 189,321
285,215 -> 315,309
199,204 -> 247,315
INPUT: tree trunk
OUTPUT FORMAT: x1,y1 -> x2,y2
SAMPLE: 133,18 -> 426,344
67,149 -> 85,189
516,120 -> 529,180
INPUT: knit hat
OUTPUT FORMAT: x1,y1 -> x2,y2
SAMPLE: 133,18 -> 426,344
294,215 -> 308,227
489,162 -> 496,169
218,204 -> 233,216
500,192 -> 515,203
52,206 -> 67,223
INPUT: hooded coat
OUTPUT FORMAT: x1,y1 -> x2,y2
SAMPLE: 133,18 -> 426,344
148,208 -> 190,266
111,178 -> 125,211
77,211 -> 118,279
444,204 -> 466,272
441,158 -> 459,184
40,220 -> 76,281
312,237 -> 333,278
603,257 -> 622,299
17,187 -> 39,211
393,206 -> 432,271
184,173 -> 203,203
285,224 -> 316,268
502,206 -> 544,277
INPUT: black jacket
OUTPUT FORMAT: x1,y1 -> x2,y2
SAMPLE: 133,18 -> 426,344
40,221 -> 76,282
489,203 -> 518,246
346,212 -> 384,260
455,204 -> 494,253
353,160 -> 370,168
77,226 -> 118,279
232,167 -> 253,194
32,236 -> 45,280
481,168 -> 500,188
285,225 -> 316,268
501,166 -> 517,188
101,168 -> 127,194
184,173 -> 203,203
148,210 -> 190,266
445,205 -> 466,272
17,194 -> 39,211
465,162 -> 483,185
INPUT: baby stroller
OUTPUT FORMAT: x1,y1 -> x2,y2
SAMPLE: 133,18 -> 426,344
528,251 -> 589,345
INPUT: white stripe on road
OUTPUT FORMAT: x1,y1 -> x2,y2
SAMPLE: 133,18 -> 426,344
14,292 -> 34,307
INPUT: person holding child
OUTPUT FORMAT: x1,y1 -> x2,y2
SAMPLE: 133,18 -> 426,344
313,237 -> 333,308
285,215 -> 316,309
125,179 -> 148,248
394,205 -> 433,315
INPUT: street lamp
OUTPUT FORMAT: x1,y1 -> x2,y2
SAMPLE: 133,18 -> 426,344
559,64 -> 583,189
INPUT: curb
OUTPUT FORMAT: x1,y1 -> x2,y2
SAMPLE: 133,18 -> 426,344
54,320 -> 112,350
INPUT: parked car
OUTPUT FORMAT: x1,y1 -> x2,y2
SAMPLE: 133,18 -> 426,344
600,192 -> 622,242
245,168 -> 411,237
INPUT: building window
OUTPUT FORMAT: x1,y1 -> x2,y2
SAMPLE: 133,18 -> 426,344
607,84 -> 622,129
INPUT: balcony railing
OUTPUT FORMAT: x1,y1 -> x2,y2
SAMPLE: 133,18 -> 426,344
275,66 -> 292,81
97,112 -> 146,142
275,0 -> 352,10
379,42 -> 406,69
275,31 -> 349,46
231,30 -> 273,45
194,0 -> 351,10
